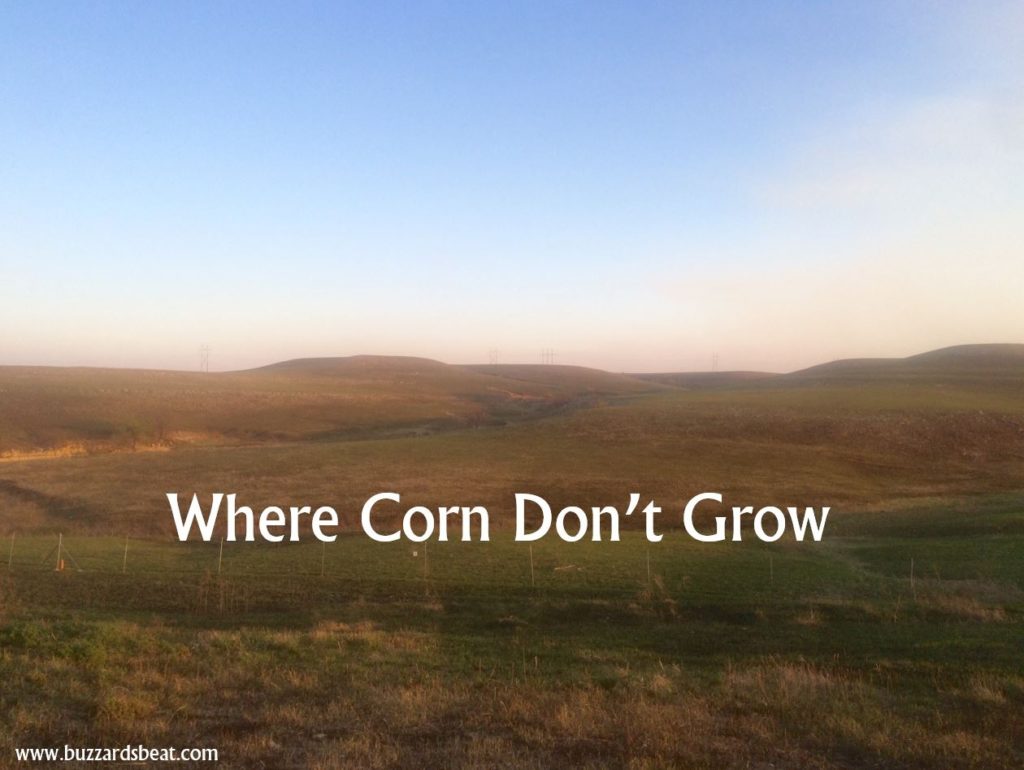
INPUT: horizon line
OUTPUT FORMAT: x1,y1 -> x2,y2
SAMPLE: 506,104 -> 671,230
3,342 -> 1022,378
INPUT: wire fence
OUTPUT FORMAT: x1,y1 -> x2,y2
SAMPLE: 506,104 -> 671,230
2,531 -> 890,605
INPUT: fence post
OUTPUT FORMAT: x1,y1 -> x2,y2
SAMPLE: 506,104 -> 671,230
7,533 -> 13,571
122,536 -> 129,574
529,545 -> 535,588
217,538 -> 224,576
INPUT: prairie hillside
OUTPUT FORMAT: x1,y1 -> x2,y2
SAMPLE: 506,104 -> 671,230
0,356 -> 662,457
788,343 -> 1024,384
0,345 -> 1022,538
630,370 -> 776,389
2,346 -> 1023,769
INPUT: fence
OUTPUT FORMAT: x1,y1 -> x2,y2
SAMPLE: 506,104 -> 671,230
2,531 -> 892,606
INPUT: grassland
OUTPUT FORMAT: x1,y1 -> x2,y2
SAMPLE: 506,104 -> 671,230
1,346 -> 1023,768
0,356 -> 657,458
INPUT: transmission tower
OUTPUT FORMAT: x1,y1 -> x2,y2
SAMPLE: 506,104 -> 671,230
712,352 -> 719,372
488,348 -> 499,365
541,348 -> 555,365
200,345 -> 210,373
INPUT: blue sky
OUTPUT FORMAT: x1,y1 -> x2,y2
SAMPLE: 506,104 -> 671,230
2,1 -> 1021,371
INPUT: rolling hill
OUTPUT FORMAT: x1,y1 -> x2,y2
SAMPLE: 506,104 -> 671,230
464,363 -> 659,393
0,356 -> 662,457
789,343 -> 1024,382
2,344 -> 1022,469
0,344 -> 1022,537
629,371 -> 776,389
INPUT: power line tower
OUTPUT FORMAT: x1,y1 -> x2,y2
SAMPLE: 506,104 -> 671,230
488,348 -> 499,365
200,345 -> 210,373
712,352 -> 719,372
541,348 -> 555,365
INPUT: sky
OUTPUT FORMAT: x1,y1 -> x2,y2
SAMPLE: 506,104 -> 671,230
1,1 -> 1021,373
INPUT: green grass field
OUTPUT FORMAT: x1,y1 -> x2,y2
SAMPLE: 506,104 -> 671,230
3,504 -> 1023,768
1,347 -> 1023,768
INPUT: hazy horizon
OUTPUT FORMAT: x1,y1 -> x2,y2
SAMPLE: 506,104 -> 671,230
4,340 -> 1024,376
3,2 -> 1022,372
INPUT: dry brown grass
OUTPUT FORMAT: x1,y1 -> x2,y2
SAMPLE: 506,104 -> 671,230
3,609 -> 1021,769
